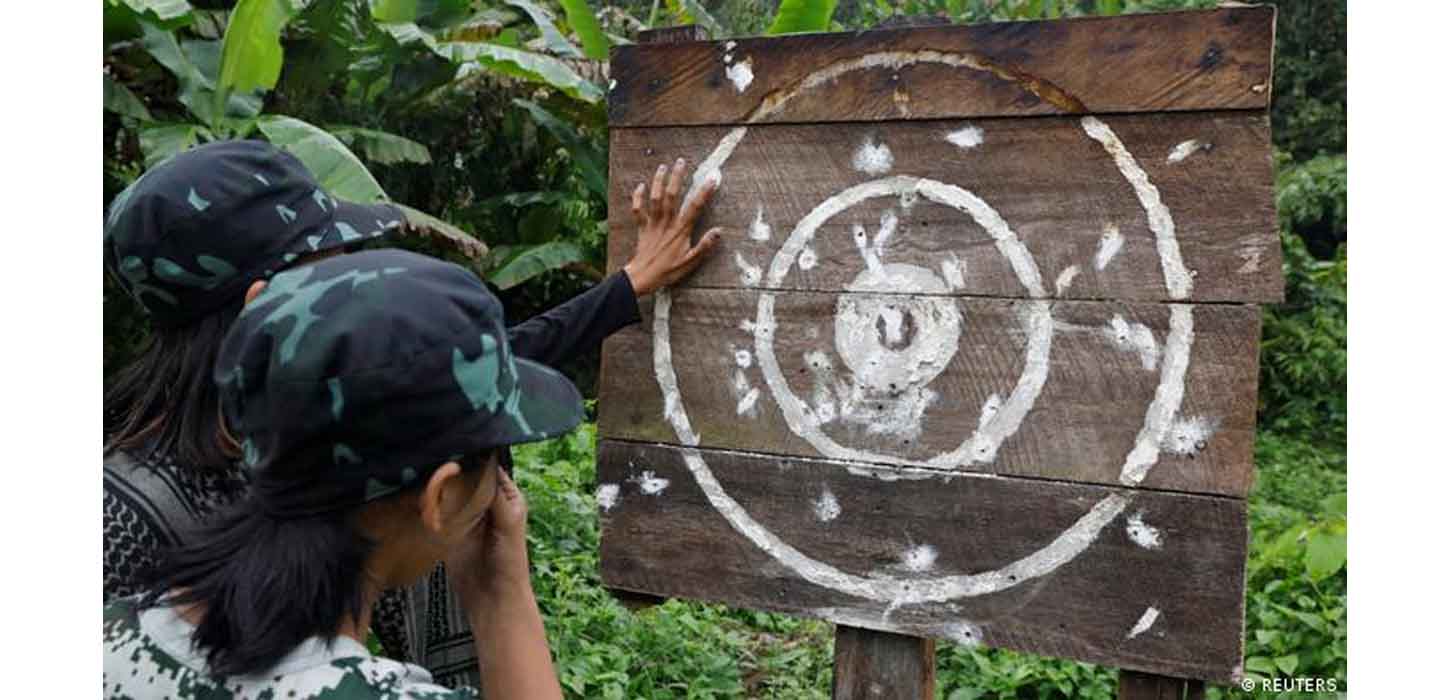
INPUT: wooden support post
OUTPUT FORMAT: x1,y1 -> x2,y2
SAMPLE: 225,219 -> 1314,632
832,626 -> 935,700
605,588 -> 666,611
1118,670 -> 1205,700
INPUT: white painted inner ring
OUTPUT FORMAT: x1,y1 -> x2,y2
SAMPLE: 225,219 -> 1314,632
754,176 -> 1052,468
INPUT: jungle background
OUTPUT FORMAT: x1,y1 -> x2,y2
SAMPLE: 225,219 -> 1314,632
102,1 -> 1347,697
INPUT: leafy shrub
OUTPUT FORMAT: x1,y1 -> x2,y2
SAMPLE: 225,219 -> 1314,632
1257,231 -> 1347,446
938,646 -> 1113,700
513,423 -> 836,699
1276,154 -> 1347,259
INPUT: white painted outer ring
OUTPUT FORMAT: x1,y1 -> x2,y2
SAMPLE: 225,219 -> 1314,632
650,55 -> 1195,602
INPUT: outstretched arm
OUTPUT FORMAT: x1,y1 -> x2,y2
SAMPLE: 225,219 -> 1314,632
506,158 -> 723,366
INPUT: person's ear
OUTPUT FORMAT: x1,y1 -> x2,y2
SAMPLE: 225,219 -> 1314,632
244,279 -> 268,306
418,461 -> 465,537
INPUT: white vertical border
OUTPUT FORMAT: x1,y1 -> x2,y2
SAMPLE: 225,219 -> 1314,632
2,6 -> 102,697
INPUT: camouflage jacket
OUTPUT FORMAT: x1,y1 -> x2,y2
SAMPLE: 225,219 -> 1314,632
103,596 -> 478,700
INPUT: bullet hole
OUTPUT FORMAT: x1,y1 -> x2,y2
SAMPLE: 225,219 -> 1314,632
1199,41 -> 1224,70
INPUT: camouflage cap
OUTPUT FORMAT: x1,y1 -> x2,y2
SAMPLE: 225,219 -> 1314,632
215,249 -> 585,508
104,140 -> 404,328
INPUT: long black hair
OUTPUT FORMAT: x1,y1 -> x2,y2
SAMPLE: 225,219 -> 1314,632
141,449 -> 500,677
139,442 -> 377,677
104,298 -> 244,469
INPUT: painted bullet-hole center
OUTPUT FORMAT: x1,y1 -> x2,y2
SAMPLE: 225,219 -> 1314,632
835,263 -> 962,394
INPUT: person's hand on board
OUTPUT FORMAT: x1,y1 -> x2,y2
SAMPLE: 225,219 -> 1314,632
624,158 -> 724,296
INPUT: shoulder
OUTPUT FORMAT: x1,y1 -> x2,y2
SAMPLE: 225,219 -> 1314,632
102,454 -> 172,599
102,448 -> 248,547
102,597 -> 218,698
291,656 -> 480,700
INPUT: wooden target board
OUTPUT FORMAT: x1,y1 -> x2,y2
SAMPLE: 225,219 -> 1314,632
597,7 -> 1278,683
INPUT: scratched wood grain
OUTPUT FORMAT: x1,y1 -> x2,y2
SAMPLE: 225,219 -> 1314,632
833,627 -> 935,700
596,440 -> 1248,682
598,290 -> 1261,498
608,7 -> 1275,127
606,110 -> 1281,304
1119,671 -> 1206,700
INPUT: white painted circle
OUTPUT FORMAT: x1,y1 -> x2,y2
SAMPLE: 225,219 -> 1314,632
754,176 -> 1050,467
650,52 -> 1196,604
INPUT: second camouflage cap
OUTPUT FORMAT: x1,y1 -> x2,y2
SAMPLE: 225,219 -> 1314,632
216,248 -> 585,506
105,140 -> 404,328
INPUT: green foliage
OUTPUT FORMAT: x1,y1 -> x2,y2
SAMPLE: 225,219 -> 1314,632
105,0 -> 196,38
559,0 -> 610,60
1269,0 -> 1346,161
513,98 -> 606,196
766,0 -> 838,35
138,20 -> 260,130
139,122 -> 212,166
508,0 -> 585,57
445,40 -> 604,103
257,115 -> 390,201
487,241 -> 589,290
666,0 -> 726,38
329,126 -> 433,164
1276,153 -> 1347,258
938,646 -> 1114,700
104,0 -> 615,355
370,0 -> 473,27
1212,452 -> 1347,699
215,0 -> 306,115
511,425 -> 835,699
103,73 -> 154,121
1257,231 -> 1346,445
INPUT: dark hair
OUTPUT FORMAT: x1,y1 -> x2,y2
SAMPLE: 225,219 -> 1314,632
140,501 -> 374,676
104,298 -> 244,469
140,448 -> 501,677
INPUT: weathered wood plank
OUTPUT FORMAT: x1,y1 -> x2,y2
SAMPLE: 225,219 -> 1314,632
832,627 -> 935,700
637,24 -> 709,45
607,111 -> 1281,304
598,290 -> 1261,498
596,440 -> 1248,682
607,7 -> 1275,127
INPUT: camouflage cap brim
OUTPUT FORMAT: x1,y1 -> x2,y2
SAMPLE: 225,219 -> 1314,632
450,354 -> 586,452
275,199 -> 405,271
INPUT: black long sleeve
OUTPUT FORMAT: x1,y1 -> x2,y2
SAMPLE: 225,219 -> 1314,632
505,270 -> 642,368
